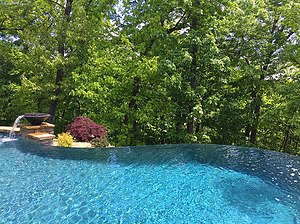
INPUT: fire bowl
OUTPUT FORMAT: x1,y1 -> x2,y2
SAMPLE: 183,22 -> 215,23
23,113 -> 51,125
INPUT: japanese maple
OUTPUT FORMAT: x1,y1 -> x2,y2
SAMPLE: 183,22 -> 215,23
68,116 -> 107,142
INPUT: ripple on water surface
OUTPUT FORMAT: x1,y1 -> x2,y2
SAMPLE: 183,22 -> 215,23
0,135 -> 299,223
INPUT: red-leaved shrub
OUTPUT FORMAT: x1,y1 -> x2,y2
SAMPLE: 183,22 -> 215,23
68,116 -> 107,142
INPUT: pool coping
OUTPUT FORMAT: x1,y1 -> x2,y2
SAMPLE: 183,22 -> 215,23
0,126 -> 20,133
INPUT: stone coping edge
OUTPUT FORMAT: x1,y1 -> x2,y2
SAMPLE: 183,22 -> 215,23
19,122 -> 55,130
0,126 -> 20,133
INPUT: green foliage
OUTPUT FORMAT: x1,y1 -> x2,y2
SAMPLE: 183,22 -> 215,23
56,132 -> 74,147
1,0 -> 300,155
90,137 -> 110,148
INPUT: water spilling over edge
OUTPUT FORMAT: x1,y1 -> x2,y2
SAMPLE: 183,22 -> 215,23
9,115 -> 24,138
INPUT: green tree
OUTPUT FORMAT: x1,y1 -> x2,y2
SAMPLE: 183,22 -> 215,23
0,40 -> 18,125
114,0 -> 231,144
0,0 -> 116,124
220,0 -> 300,147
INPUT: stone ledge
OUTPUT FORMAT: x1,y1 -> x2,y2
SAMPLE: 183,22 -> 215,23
0,126 -> 20,133
52,139 -> 92,148
28,132 -> 56,141
19,122 -> 55,130
71,142 -> 92,148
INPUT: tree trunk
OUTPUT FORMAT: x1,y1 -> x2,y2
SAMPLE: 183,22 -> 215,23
250,102 -> 261,144
249,70 -> 264,144
48,68 -> 63,123
245,125 -> 250,138
48,0 -> 73,123
187,0 -> 200,134
280,128 -> 290,152
123,77 -> 140,126
187,75 -> 196,134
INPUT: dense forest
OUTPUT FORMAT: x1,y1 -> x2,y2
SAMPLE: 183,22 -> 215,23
0,0 -> 299,155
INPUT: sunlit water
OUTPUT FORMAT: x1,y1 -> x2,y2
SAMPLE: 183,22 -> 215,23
0,133 -> 299,223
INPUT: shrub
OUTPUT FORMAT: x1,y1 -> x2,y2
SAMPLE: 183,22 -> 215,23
68,116 -> 107,142
90,137 -> 110,148
57,132 -> 74,147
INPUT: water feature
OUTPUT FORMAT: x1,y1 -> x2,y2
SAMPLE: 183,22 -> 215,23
9,113 -> 52,138
9,115 -> 24,138
0,133 -> 299,223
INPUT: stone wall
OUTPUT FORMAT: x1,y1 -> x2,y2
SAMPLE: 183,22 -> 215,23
19,122 -> 55,145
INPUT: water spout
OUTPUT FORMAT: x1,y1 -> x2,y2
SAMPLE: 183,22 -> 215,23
9,115 -> 24,138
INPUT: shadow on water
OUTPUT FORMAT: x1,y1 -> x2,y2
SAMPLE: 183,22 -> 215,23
3,133 -> 300,195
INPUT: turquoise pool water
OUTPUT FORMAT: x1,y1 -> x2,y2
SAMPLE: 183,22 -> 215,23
0,134 -> 299,223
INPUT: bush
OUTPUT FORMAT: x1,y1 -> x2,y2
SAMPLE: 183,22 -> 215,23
90,137 -> 110,148
68,116 -> 107,142
57,132 -> 74,147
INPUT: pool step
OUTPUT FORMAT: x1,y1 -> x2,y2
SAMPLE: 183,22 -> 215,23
28,132 -> 56,145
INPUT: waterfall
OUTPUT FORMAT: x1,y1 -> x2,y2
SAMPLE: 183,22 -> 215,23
9,115 -> 24,138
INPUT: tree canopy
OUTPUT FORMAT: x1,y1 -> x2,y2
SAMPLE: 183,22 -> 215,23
1,0 -> 299,155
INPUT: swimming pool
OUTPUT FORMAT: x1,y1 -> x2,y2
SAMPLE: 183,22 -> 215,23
1,133 -> 299,223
